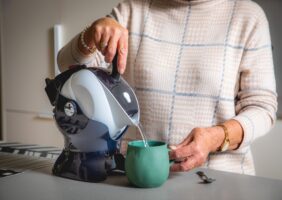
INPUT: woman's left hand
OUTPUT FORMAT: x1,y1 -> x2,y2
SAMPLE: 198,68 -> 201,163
169,127 -> 225,172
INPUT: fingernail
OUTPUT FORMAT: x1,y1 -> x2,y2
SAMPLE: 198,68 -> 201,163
119,67 -> 125,74
169,145 -> 177,150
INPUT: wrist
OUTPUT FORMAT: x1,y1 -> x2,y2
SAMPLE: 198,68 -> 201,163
78,26 -> 96,55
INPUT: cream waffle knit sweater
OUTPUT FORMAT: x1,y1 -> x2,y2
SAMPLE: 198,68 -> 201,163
58,0 -> 277,175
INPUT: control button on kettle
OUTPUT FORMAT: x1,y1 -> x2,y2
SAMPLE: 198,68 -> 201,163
64,101 -> 77,117
123,92 -> 131,103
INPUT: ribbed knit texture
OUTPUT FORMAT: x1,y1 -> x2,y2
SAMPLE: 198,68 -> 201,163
57,0 -> 277,175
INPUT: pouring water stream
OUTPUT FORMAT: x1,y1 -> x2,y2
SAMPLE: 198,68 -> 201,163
135,122 -> 149,147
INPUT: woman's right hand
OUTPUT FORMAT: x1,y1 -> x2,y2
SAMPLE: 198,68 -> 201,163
80,17 -> 129,74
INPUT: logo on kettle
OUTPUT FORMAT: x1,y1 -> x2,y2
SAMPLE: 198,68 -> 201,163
64,101 -> 77,117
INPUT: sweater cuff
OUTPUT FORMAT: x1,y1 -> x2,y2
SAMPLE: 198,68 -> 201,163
232,114 -> 254,151
232,108 -> 274,151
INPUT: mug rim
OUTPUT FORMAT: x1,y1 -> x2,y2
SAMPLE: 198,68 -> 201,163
127,140 -> 167,148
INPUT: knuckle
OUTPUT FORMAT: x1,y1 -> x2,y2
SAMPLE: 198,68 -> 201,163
193,143 -> 201,152
192,128 -> 207,138
122,28 -> 129,36
174,151 -> 181,159
104,26 -> 111,33
94,25 -> 102,33
197,152 -> 206,163
107,47 -> 115,57
193,127 -> 204,133
119,49 -> 127,57
180,164 -> 189,171
170,151 -> 176,158
111,28 -> 121,36
172,151 -> 178,158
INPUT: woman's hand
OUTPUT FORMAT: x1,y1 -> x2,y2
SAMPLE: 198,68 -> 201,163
80,17 -> 129,74
169,127 -> 225,172
169,120 -> 244,172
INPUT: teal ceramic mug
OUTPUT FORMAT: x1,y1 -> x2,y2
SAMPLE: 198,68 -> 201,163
125,140 -> 171,188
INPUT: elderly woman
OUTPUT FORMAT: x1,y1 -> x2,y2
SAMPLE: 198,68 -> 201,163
58,0 -> 277,175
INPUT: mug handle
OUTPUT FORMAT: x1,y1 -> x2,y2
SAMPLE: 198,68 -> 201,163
168,148 -> 184,165
169,160 -> 175,166
167,148 -> 175,166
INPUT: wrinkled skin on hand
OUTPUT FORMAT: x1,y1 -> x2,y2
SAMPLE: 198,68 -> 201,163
84,17 -> 129,74
169,127 -> 225,172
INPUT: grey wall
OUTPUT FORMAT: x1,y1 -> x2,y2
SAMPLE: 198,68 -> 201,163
250,0 -> 282,180
252,120 -> 282,180
253,0 -> 282,117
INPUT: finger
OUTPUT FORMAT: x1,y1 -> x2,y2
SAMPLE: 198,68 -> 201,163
117,30 -> 128,74
176,135 -> 193,149
169,158 -> 188,172
104,34 -> 119,63
92,25 -> 102,50
99,32 -> 111,54
169,134 -> 193,151
169,144 -> 195,160
170,155 -> 198,172
168,145 -> 177,150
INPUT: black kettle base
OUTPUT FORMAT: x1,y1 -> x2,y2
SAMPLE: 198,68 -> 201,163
52,150 -> 125,182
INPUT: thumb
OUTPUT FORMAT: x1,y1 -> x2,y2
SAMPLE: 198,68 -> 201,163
174,134 -> 193,149
168,145 -> 177,150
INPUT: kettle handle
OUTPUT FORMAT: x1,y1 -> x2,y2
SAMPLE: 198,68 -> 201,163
111,54 -> 120,81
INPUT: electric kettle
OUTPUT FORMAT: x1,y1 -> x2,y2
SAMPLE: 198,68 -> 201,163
45,56 -> 140,182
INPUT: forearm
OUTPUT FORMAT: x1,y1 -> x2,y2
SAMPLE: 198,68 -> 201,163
57,33 -> 97,72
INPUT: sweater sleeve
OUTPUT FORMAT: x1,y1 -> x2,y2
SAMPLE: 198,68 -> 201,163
107,0 -> 131,29
232,8 -> 277,151
57,1 -> 131,72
